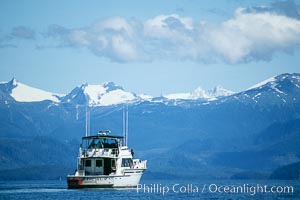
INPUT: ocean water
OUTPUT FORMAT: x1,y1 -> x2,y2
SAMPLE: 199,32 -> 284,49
0,179 -> 299,200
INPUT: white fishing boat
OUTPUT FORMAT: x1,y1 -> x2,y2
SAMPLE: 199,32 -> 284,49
67,109 -> 147,189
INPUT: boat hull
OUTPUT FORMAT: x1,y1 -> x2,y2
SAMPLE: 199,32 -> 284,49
67,171 -> 144,189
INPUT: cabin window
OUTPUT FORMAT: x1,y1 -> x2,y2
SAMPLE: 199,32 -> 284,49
88,140 -> 96,148
85,159 -> 91,167
121,158 -> 133,167
111,159 -> 116,168
96,160 -> 103,167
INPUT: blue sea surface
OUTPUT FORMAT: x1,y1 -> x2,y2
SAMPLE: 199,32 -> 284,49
0,179 -> 299,200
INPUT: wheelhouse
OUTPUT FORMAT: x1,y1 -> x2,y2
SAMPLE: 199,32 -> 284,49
77,133 -> 126,176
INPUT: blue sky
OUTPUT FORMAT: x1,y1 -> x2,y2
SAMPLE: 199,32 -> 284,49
1,0 -> 300,96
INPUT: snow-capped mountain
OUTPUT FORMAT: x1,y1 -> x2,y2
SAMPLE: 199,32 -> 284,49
1,73 -> 300,179
226,73 -> 300,105
164,86 -> 234,100
1,73 -> 299,106
138,93 -> 153,100
0,78 -> 235,105
208,86 -> 235,98
247,73 -> 300,92
61,82 -> 138,106
0,78 -> 61,102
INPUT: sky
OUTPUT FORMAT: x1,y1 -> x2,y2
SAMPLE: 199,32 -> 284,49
1,0 -> 300,96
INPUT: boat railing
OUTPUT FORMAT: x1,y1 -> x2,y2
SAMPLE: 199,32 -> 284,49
133,159 -> 147,169
84,148 -> 119,157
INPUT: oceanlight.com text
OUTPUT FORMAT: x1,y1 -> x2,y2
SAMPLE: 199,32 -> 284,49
136,183 -> 294,196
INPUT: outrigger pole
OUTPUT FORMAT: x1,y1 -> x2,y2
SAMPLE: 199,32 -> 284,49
122,104 -> 129,146
85,106 -> 90,137
126,104 -> 129,146
123,105 -> 125,145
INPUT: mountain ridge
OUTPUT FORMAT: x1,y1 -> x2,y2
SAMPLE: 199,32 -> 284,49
2,73 -> 299,107
0,72 -> 300,179
1,78 -> 237,106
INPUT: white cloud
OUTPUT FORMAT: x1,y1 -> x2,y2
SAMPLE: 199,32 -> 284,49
111,35 -> 137,61
69,30 -> 90,46
95,17 -> 135,37
144,14 -> 193,39
208,8 -> 300,63
40,7 -> 300,64
11,26 -> 36,40
143,14 -> 199,60
0,26 -> 36,48
44,17 -> 139,62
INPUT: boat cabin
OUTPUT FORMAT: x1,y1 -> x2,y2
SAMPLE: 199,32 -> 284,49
77,133 -> 133,176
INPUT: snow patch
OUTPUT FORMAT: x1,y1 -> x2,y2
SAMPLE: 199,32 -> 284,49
99,89 -> 136,106
12,78 -> 17,86
138,93 -> 153,100
164,86 -> 233,100
252,98 -> 258,103
76,105 -> 79,120
208,86 -> 234,97
253,93 -> 261,99
271,85 -> 285,95
247,76 -> 276,90
10,82 -> 60,102
74,82 -> 137,106
192,87 -> 211,99
83,84 -> 106,105
164,92 -> 192,100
